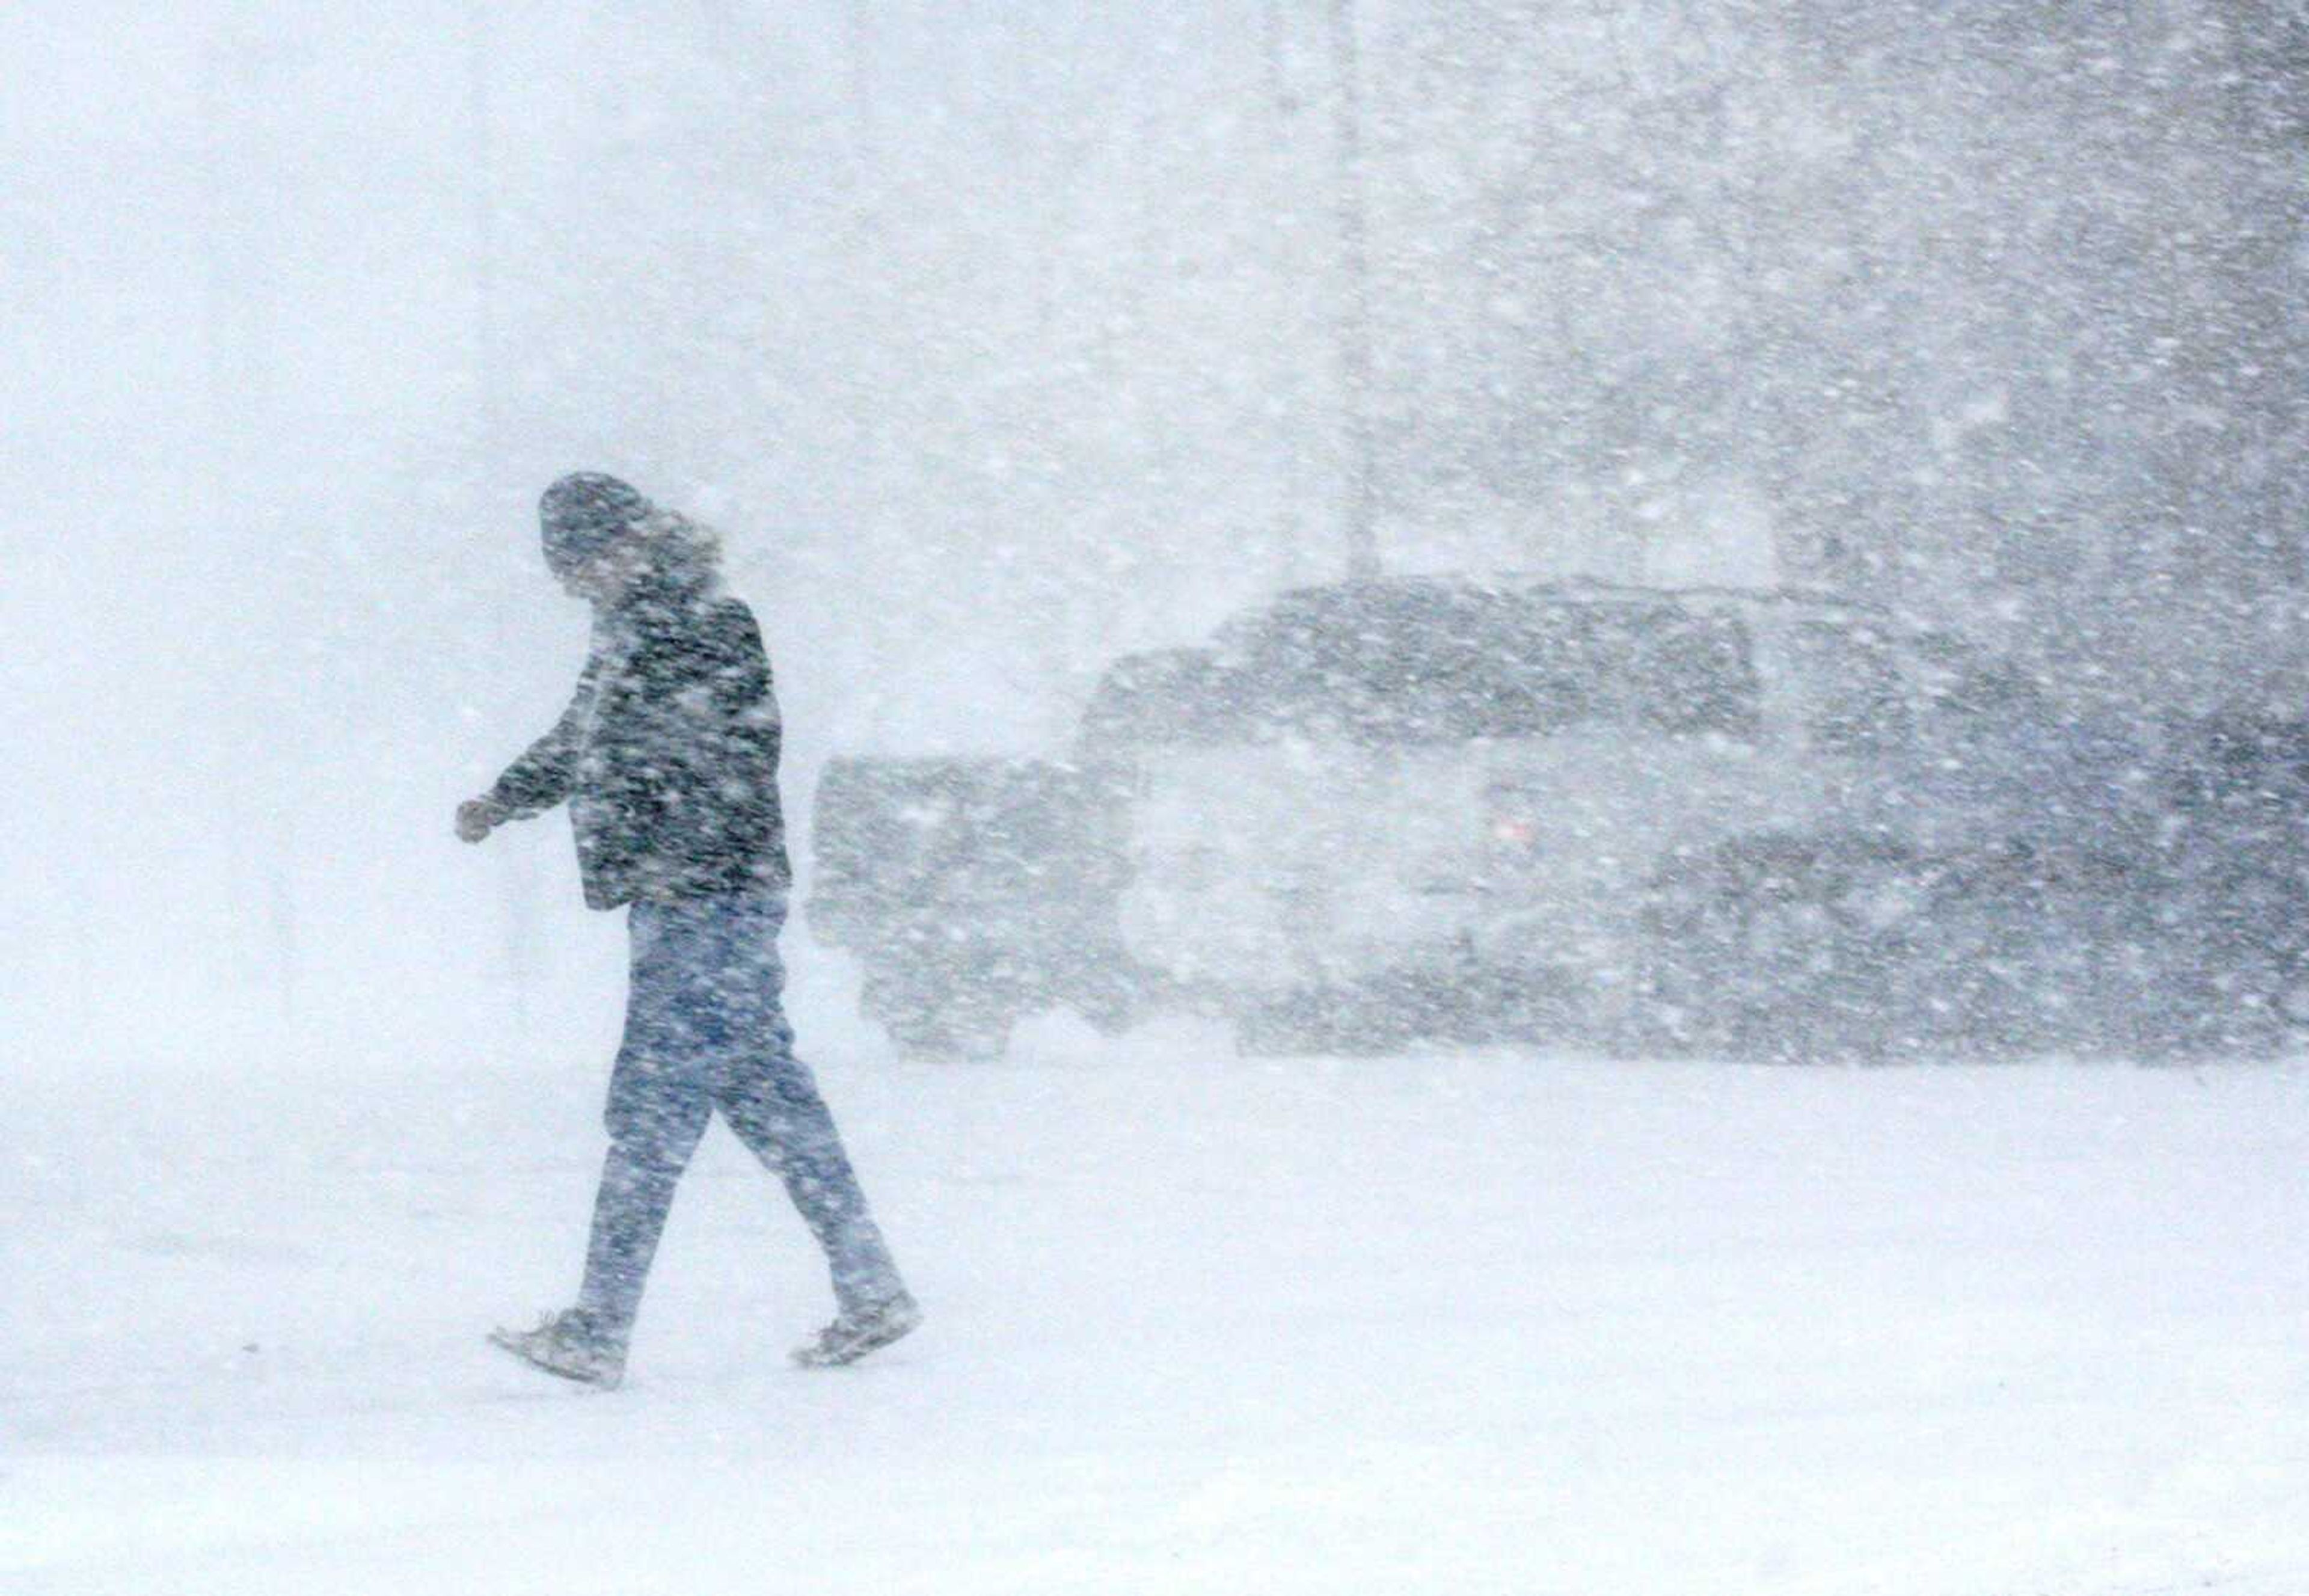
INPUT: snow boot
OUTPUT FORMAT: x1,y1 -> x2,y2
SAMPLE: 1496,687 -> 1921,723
791,1291 -> 922,1369
489,1309 -> 626,1389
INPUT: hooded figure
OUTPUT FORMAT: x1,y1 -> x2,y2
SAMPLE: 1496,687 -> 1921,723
491,473 -> 790,909
460,474 -> 917,1386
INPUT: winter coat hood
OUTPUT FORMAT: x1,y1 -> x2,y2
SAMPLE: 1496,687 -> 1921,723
540,472 -> 651,582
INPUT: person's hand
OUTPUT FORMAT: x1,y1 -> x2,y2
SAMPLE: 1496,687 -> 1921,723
456,797 -> 506,843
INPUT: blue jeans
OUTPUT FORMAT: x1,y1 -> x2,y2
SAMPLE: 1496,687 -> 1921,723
575,891 -> 903,1346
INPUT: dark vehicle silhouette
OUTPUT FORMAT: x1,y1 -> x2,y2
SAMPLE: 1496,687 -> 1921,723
809,577 -> 2309,1059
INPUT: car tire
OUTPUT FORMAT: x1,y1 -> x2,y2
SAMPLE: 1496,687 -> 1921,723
861,965 -> 1017,1061
1645,853 -> 1910,1063
1231,986 -> 1419,1057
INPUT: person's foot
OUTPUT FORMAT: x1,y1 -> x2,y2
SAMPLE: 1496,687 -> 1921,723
791,1291 -> 922,1368
489,1309 -> 626,1389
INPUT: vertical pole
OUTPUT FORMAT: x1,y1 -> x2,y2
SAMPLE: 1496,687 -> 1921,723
469,8 -> 500,471
1265,0 -> 1306,589
1328,0 -> 1379,579
200,32 -> 259,1011
845,1 -> 888,637
847,0 -> 876,150
471,9 -> 536,1048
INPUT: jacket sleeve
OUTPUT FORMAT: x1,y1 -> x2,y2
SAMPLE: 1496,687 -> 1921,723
488,655 -> 601,818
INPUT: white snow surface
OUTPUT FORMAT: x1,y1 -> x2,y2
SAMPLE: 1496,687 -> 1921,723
7,1025 -> 2304,1595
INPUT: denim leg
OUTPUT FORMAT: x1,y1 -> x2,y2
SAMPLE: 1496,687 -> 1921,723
574,1140 -> 691,1347
720,1038 -> 905,1313
574,902 -> 714,1346
704,897 -> 907,1313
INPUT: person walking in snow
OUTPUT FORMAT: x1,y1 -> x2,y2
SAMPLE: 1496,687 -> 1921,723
459,471 -> 918,1387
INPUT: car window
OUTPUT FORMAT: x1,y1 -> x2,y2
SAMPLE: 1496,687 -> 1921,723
1584,605 -> 1761,737
1079,649 -> 1245,747
1791,621 -> 1913,756
1239,590 -> 1489,742
1237,589 -> 1759,744
1907,631 -> 2044,724
1084,588 -> 1768,750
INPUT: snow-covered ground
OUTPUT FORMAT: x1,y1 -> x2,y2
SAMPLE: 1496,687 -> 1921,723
7,1022 -> 2305,1595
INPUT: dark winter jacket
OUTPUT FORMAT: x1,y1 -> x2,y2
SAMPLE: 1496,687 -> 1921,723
489,566 -> 791,910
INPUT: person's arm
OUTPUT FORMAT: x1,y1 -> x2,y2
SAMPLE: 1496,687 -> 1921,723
457,655 -> 601,841
491,657 -> 601,816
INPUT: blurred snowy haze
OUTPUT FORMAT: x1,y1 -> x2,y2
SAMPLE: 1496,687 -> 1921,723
4,0 -> 2304,1075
